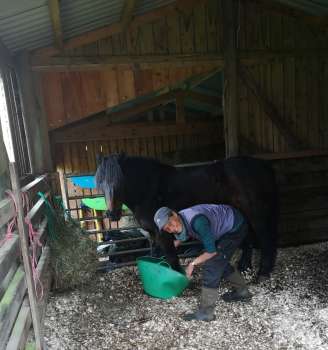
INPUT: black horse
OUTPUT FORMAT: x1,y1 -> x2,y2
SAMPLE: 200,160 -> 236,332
95,154 -> 278,279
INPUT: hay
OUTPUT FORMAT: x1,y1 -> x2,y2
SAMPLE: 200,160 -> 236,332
48,206 -> 98,291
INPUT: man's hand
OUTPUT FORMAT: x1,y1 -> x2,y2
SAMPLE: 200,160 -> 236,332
174,240 -> 182,248
185,262 -> 194,279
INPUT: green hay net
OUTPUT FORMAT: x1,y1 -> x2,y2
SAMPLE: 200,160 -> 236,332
41,193 -> 98,291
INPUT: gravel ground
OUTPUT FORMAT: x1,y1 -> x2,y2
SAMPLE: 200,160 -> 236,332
44,242 -> 328,350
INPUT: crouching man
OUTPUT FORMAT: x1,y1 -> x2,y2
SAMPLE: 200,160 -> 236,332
154,204 -> 252,322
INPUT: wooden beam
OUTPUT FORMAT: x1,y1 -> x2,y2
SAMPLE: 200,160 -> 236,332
51,121 -> 221,143
48,0 -> 63,50
107,90 -> 177,123
239,66 -> 304,150
175,91 -> 185,124
30,49 -> 328,71
222,0 -> 239,157
32,0 -> 207,57
184,90 -> 222,106
121,0 -> 138,31
31,53 -> 224,71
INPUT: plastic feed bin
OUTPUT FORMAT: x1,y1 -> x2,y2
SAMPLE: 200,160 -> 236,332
137,257 -> 189,299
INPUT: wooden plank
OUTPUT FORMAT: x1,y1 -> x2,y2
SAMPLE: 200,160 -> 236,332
222,0 -> 239,157
0,235 -> 19,289
175,91 -> 185,124
138,23 -> 154,55
25,191 -> 50,224
86,142 -> 96,172
239,66 -> 305,150
179,8 -> 194,54
152,69 -> 169,91
102,69 -> 120,109
30,49 -> 328,72
0,262 -> 18,301
0,266 -> 26,347
206,0 -> 218,52
52,121 -> 221,143
152,18 -> 168,55
134,69 -> 153,97
5,298 -> 31,350
36,246 -> 51,322
0,198 -> 15,231
48,0 -> 63,49
31,54 -> 226,72
117,69 -> 136,103
61,72 -> 83,124
80,71 -> 107,117
78,142 -> 89,173
193,3 -> 206,53
166,11 -> 181,55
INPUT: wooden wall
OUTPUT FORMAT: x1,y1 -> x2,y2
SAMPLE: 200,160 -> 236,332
41,63 -> 220,129
36,0 -> 328,154
52,120 -> 224,173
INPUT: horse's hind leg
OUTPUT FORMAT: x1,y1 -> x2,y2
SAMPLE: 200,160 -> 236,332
237,237 -> 253,272
255,219 -> 277,280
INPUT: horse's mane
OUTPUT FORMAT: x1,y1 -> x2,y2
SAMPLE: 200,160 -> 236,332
95,154 -> 124,194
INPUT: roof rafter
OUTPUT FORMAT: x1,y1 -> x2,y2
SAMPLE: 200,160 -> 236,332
48,0 -> 63,50
120,0 -> 138,31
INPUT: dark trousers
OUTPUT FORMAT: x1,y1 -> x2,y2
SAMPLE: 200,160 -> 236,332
202,222 -> 248,288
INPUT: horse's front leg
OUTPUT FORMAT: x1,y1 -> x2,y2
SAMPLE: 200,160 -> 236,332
157,232 -> 181,272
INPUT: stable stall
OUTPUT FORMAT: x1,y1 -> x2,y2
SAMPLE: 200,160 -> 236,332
1,0 -> 328,349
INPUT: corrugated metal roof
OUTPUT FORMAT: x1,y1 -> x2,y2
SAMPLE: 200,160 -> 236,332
0,0 -> 175,54
135,0 -> 176,16
60,0 -> 123,40
0,0 -> 326,54
0,0 -> 52,53
276,0 -> 328,15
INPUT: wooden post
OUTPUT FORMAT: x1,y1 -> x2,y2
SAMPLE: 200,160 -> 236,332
8,162 -> 44,350
176,91 -> 186,124
15,51 -> 53,173
222,0 -> 239,157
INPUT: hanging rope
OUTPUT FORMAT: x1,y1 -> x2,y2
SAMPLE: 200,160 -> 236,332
23,191 -> 43,300
0,190 -> 18,247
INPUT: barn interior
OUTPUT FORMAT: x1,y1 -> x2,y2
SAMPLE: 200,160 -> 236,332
1,0 -> 328,348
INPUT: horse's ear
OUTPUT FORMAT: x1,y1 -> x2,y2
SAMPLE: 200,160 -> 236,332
96,153 -> 103,166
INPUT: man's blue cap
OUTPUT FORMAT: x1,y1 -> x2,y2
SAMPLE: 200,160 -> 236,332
154,207 -> 172,230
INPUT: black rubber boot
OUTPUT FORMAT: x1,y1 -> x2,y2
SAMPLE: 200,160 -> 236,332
222,270 -> 252,303
183,287 -> 217,322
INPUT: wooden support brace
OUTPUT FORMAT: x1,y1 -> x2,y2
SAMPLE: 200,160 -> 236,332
239,66 -> 305,150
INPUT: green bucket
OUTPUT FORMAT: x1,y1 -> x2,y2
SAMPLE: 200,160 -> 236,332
81,197 -> 129,212
137,257 -> 189,299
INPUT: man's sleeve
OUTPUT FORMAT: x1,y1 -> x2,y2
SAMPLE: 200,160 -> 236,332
191,215 -> 216,253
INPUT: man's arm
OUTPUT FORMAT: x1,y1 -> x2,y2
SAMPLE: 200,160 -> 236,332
185,251 -> 217,278
185,215 -> 217,278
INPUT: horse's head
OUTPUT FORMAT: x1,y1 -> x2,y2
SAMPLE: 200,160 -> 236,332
95,154 -> 125,221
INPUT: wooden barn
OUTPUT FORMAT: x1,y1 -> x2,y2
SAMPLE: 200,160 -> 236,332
1,0 -> 328,348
